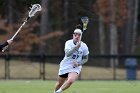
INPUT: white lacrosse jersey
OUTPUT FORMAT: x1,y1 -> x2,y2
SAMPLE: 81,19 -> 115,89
58,39 -> 89,75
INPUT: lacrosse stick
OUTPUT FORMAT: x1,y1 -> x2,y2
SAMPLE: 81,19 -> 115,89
10,4 -> 42,40
80,16 -> 89,41
2,4 -> 41,52
73,17 -> 89,67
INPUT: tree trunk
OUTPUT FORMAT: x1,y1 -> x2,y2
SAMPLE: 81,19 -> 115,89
131,0 -> 138,54
63,0 -> 68,30
124,0 -> 138,54
99,15 -> 105,54
109,0 -> 118,70
40,0 -> 49,54
8,0 -> 14,24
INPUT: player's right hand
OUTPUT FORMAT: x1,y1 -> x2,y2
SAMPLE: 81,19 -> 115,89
76,41 -> 81,48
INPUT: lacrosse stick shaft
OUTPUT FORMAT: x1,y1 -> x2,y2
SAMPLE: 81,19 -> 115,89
79,33 -> 83,41
10,20 -> 27,40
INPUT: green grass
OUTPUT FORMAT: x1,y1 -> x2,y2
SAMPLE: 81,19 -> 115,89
0,80 -> 140,93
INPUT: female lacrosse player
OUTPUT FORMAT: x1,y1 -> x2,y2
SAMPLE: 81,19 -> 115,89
0,39 -> 13,52
54,28 -> 89,93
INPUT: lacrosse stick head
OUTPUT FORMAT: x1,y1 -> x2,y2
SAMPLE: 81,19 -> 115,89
28,4 -> 42,18
81,16 -> 89,31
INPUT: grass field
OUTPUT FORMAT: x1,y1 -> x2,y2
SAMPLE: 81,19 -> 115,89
0,80 -> 140,93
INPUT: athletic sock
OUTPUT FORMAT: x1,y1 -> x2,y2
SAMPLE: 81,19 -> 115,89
54,90 -> 56,93
56,88 -> 62,93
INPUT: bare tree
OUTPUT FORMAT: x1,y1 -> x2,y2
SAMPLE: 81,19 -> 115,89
109,0 -> 118,74
99,15 -> 105,54
40,0 -> 49,54
63,0 -> 68,30
131,0 -> 139,54
124,0 -> 138,54
8,0 -> 14,24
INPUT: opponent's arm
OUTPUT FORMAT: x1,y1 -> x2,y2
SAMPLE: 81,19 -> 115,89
0,40 -> 13,52
0,42 -> 9,51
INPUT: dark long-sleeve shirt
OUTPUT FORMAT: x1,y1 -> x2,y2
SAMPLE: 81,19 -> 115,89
0,42 -> 8,52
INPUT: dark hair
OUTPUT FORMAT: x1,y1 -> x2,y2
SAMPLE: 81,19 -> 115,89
76,24 -> 82,30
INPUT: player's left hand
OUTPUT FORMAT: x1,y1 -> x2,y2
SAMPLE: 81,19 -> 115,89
73,62 -> 79,68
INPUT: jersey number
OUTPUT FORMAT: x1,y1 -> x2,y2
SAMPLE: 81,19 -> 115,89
72,55 -> 79,59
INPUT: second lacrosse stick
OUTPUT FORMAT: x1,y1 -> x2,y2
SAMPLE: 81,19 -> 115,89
10,4 -> 42,40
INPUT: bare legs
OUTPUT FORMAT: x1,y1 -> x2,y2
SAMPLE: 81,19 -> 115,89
54,77 -> 66,91
54,72 -> 79,93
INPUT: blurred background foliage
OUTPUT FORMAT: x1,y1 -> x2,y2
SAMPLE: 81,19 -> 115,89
0,0 -> 140,56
